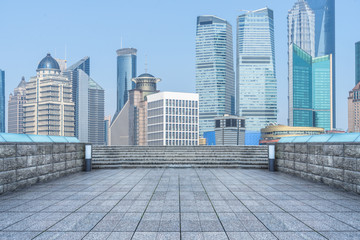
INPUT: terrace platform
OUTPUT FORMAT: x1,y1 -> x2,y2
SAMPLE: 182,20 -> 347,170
0,168 -> 359,240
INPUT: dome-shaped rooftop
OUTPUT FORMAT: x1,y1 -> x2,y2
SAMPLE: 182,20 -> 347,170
138,73 -> 154,78
37,53 -> 60,70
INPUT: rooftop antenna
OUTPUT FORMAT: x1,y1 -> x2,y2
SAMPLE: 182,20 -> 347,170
145,54 -> 148,73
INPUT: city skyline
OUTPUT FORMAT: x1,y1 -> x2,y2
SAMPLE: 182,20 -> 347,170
1,0 -> 359,131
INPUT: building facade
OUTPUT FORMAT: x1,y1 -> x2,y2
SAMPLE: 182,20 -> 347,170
289,44 -> 333,131
23,54 -> 75,136
260,124 -> 324,144
147,92 -> 199,146
8,77 -> 27,134
236,8 -> 277,131
214,115 -> 246,146
356,41 -> 360,85
288,0 -> 315,57
116,48 -> 137,114
196,16 -> 234,136
109,73 -> 160,146
0,69 -> 4,132
348,82 -> 360,132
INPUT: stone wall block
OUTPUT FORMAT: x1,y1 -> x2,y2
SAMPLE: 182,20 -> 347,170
295,162 -> 307,172
37,164 -> 53,175
0,158 -> 3,171
53,153 -> 66,162
17,145 -> 37,156
323,167 -> 344,181
16,157 -> 27,169
3,158 -> 17,171
322,155 -> 333,167
308,164 -> 323,175
344,145 -> 360,158
276,144 -> 284,152
26,155 -> 38,167
288,153 -> 296,161
357,159 -> 360,172
284,144 -> 295,153
66,160 -> 76,169
54,162 -> 66,172
295,144 -> 308,154
308,154 -> 323,165
0,170 -> 16,184
53,144 -> 65,154
0,145 -> 16,158
37,145 -> 52,155
308,145 -> 323,155
343,158 -> 357,171
276,159 -> 284,167
65,144 -> 76,153
76,144 -> 85,152
298,154 -> 308,163
344,170 -> 360,185
16,167 -> 37,181
36,155 -> 47,166
284,160 -> 295,169
324,145 -> 344,156
76,152 -> 85,159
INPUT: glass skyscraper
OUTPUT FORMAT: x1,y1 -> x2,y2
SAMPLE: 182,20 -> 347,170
236,8 -> 277,132
196,16 -> 234,135
0,70 -> 4,132
289,44 -> 333,130
356,41 -> 360,85
116,48 -> 137,114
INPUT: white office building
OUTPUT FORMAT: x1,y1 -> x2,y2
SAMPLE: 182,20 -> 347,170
147,92 -> 199,146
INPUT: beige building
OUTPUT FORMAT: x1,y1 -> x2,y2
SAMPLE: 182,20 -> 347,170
110,73 -> 160,145
348,82 -> 360,132
23,53 -> 75,136
8,77 -> 27,134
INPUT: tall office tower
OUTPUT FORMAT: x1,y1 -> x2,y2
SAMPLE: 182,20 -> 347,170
63,57 -> 90,139
288,0 -> 315,56
289,0 -> 336,127
55,58 -> 67,72
116,48 -> 137,114
348,82 -> 360,132
23,54 -> 75,136
88,77 -> 105,144
356,41 -> 360,85
0,70 -> 4,132
147,92 -> 199,146
196,16 -> 234,136
8,77 -> 27,133
236,8 -> 277,131
104,115 -> 111,145
289,44 -> 333,130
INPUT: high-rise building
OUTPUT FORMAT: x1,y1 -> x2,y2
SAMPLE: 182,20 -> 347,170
116,48 -> 137,114
289,44 -> 333,130
104,115 -> 111,145
55,58 -> 67,72
289,0 -> 336,127
0,69 -> 4,132
196,16 -> 234,136
288,0 -> 315,56
236,8 -> 277,131
8,77 -> 27,134
23,54 -> 75,136
110,73 -> 160,146
64,57 -> 104,144
147,92 -> 199,146
356,41 -> 360,85
214,115 -> 246,146
348,82 -> 360,132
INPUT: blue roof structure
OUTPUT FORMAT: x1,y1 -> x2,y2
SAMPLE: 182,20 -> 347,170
37,53 -> 60,70
0,133 -> 79,143
279,133 -> 360,143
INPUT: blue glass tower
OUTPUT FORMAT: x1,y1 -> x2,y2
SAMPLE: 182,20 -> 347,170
356,41 -> 360,85
0,70 -> 4,132
236,8 -> 277,131
116,48 -> 137,114
306,0 -> 336,127
196,16 -> 235,135
289,44 -> 333,130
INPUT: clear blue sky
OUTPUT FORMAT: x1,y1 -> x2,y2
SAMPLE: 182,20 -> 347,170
1,0 -> 359,131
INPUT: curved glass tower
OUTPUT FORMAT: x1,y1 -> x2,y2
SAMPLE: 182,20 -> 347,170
116,48 -> 137,113
196,16 -> 234,136
236,8 -> 277,131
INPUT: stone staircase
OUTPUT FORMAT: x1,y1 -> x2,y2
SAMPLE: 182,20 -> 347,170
92,146 -> 269,169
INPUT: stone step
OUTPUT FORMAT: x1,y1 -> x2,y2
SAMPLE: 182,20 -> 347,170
93,160 -> 267,164
92,164 -> 267,169
92,154 -> 268,158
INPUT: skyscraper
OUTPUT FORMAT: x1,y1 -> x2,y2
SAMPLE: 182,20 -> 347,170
0,69 -> 4,132
116,48 -> 137,114
64,57 -> 105,144
288,0 -> 315,56
289,44 -> 333,130
24,54 -> 75,136
348,82 -> 360,132
196,16 -> 234,136
236,8 -> 277,131
356,41 -> 360,85
8,77 -> 27,134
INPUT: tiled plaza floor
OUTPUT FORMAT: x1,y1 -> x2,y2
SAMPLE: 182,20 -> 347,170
0,168 -> 360,240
